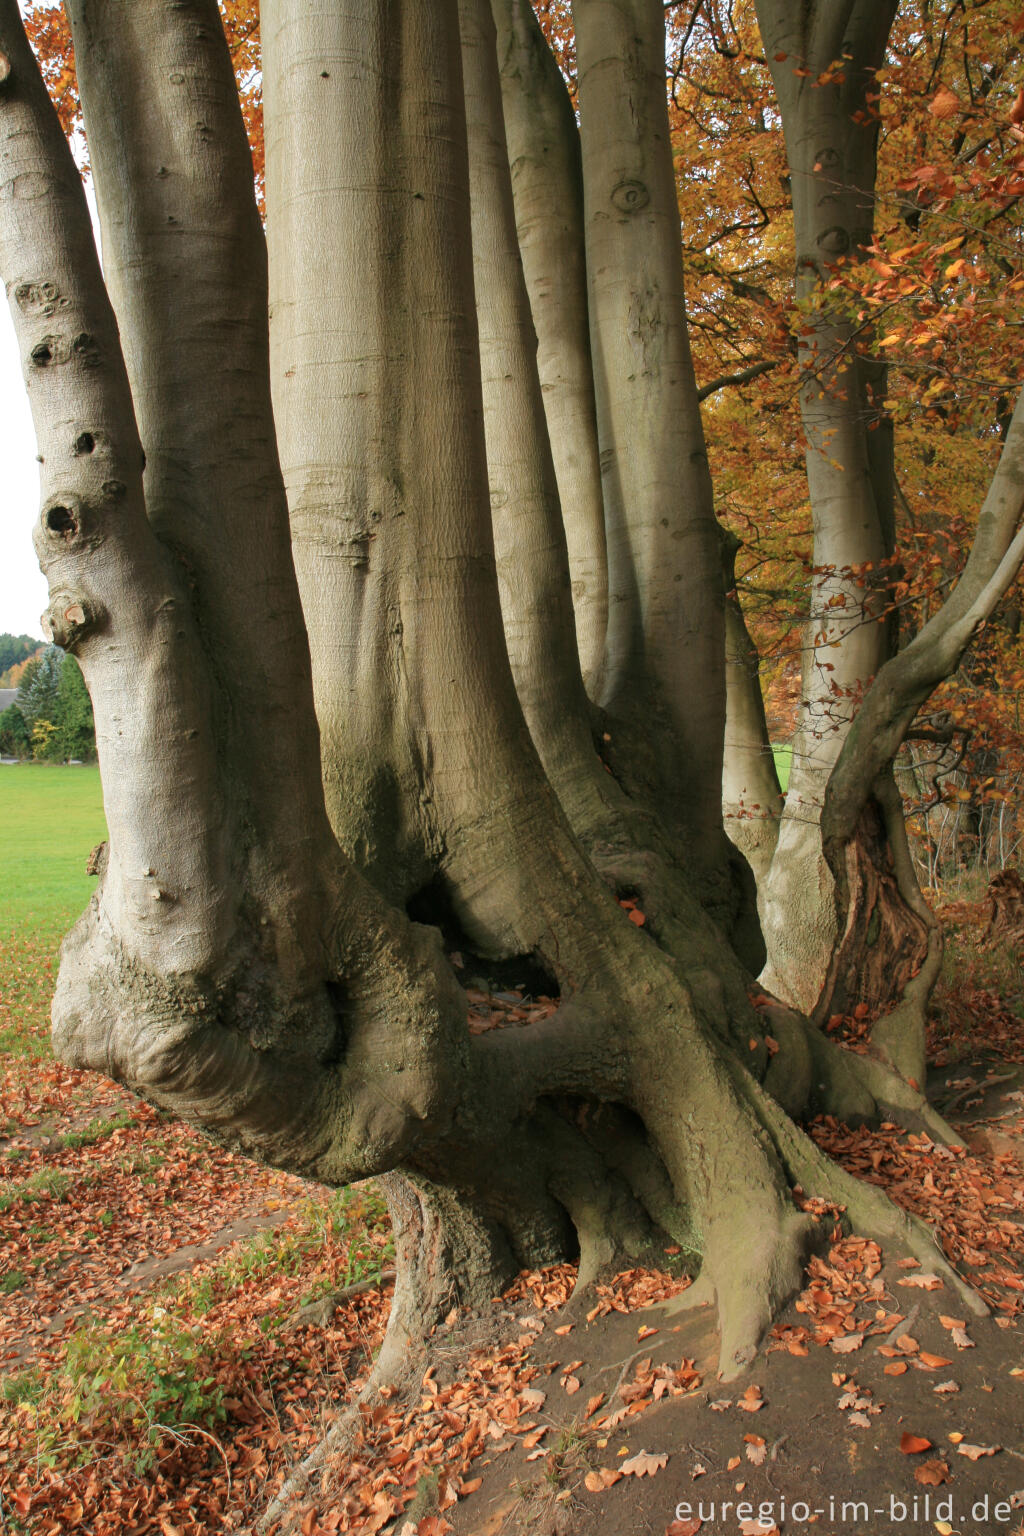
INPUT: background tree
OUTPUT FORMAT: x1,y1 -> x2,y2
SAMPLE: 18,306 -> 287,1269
15,644 -> 62,729
0,631 -> 41,684
54,653 -> 94,759
0,702 -> 29,757
6,643 -> 95,759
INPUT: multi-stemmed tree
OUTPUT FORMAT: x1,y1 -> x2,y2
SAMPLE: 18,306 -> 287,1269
5,2 -> 1021,1456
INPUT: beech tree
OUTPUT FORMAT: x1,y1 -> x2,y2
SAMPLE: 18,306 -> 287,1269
5,2 -> 1022,1467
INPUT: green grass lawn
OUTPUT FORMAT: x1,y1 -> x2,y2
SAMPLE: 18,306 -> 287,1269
772,742 -> 792,792
0,763 -> 107,937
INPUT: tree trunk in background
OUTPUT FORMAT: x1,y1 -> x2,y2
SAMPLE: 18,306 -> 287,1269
754,0 -> 928,1022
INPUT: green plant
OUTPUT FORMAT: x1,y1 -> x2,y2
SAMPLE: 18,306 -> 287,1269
0,1166 -> 72,1213
0,1369 -> 44,1407
0,1269 -> 26,1293
59,1108 -> 134,1150
61,1308 -> 226,1470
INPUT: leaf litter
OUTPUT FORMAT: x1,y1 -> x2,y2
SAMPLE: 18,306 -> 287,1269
2,921 -> 1024,1531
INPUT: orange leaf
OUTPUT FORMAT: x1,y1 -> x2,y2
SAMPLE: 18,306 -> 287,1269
900,1433 -> 933,1455
584,1469 -> 621,1493
929,85 -> 959,119
915,1460 -> 949,1486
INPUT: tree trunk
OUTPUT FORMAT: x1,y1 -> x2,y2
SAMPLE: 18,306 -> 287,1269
572,0 -> 731,894
0,0 -> 983,1434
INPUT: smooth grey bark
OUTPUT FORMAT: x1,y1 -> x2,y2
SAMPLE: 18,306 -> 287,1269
485,0 -> 763,970
755,0 -> 901,1014
720,531 -> 784,891
572,0 -> 731,895
0,0 -> 982,1428
490,0 -> 608,691
460,0 -> 619,844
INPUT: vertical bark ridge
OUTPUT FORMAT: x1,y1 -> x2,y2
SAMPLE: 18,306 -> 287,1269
490,0 -> 608,691
720,528 -> 784,890
572,0 -> 727,882
460,0 -> 625,844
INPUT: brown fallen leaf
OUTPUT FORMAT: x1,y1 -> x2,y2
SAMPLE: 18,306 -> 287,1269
957,1443 -> 1001,1460
621,1450 -> 669,1478
949,1327 -> 974,1350
900,1433 -> 933,1455
914,1460 -> 949,1486
584,1393 -> 605,1419
637,1325 -> 659,1340
933,1380 -> 959,1394
849,1412 -> 872,1427
884,1362 -> 908,1376
562,1375 -> 581,1396
739,1385 -> 764,1411
520,1388 -> 546,1410
740,1524 -> 780,1536
554,1324 -> 574,1336
830,1334 -> 864,1354
918,1352 -> 953,1370
727,1456 -> 741,1471
666,1521 -> 702,1536
709,1399 -> 732,1412
584,1468 -> 622,1492
898,1273 -> 943,1290
744,1434 -> 767,1466
939,1316 -> 967,1329
896,1334 -> 920,1354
